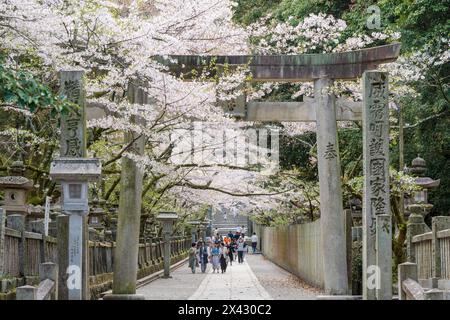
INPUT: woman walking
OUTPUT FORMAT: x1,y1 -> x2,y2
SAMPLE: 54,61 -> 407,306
220,242 -> 228,273
197,241 -> 209,273
227,241 -> 234,266
210,241 -> 221,273
188,242 -> 197,273
237,237 -> 246,264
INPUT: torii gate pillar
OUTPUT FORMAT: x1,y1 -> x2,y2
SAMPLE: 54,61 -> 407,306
314,77 -> 348,295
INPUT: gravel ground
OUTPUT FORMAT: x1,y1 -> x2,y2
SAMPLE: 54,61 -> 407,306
245,253 -> 323,300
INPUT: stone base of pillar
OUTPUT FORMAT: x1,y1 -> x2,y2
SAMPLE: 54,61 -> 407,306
103,293 -> 146,300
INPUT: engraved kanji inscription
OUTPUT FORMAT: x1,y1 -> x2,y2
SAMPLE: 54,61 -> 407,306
323,142 -> 337,160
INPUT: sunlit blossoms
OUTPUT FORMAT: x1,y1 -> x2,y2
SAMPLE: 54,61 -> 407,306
1,0 -> 443,219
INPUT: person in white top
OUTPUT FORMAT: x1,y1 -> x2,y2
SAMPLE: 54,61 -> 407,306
236,226 -> 242,233
251,233 -> 258,254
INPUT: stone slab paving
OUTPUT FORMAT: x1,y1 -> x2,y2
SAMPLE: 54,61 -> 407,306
137,254 -> 322,300
136,264 -> 210,300
188,258 -> 272,300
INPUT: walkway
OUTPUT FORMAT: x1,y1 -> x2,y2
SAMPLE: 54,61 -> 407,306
137,253 -> 322,300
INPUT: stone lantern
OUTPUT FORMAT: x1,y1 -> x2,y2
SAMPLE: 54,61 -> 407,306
156,212 -> 178,278
200,220 -> 209,241
187,220 -> 200,243
49,157 -> 101,300
406,155 -> 440,218
405,155 -> 440,262
0,161 -> 34,216
348,197 -> 362,226
88,199 -> 106,231
28,205 -> 44,220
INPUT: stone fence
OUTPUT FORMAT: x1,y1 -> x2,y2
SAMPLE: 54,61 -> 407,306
0,211 -> 191,300
16,262 -> 58,300
254,219 -> 324,288
410,216 -> 450,289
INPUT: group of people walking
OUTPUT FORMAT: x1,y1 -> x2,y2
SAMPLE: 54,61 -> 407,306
188,230 -> 259,274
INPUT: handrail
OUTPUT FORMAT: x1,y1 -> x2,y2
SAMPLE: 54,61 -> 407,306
15,262 -> 58,300
437,228 -> 450,239
412,232 -> 432,243
36,279 -> 55,300
402,278 -> 425,300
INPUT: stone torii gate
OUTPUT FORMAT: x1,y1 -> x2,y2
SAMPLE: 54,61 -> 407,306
158,43 -> 400,298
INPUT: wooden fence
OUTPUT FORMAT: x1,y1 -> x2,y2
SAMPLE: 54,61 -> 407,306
255,219 -> 324,288
0,211 -> 191,299
412,232 -> 433,279
439,229 -> 450,279
2,227 -> 57,279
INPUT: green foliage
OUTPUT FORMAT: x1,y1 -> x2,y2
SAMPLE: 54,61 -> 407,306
274,0 -> 352,22
233,0 -> 353,25
378,0 -> 450,51
279,131 -> 317,177
232,0 -> 450,217
0,60 -> 67,116
232,0 -> 282,25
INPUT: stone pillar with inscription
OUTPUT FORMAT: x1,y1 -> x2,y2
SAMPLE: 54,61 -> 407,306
58,70 -> 90,300
314,77 -> 348,295
60,71 -> 87,158
105,82 -> 146,300
362,71 -> 391,300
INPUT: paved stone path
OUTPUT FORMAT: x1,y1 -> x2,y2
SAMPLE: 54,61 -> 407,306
137,253 -> 321,300
188,257 -> 272,300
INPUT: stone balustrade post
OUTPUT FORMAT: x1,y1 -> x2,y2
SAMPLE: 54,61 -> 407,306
149,239 -> 154,266
376,214 -> 392,300
56,215 -> 69,300
16,285 -> 37,300
0,209 -> 5,276
398,262 -> 418,300
146,238 -> 151,266
406,213 -> 430,263
158,240 -> 163,264
424,288 -> 445,300
39,262 -> 58,300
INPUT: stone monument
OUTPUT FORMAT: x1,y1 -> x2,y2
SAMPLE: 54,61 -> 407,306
157,212 -> 178,278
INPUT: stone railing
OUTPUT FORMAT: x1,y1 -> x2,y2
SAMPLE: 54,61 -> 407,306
410,216 -> 450,290
89,235 -> 190,299
16,262 -> 58,300
0,210 -> 191,300
398,262 -> 450,300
